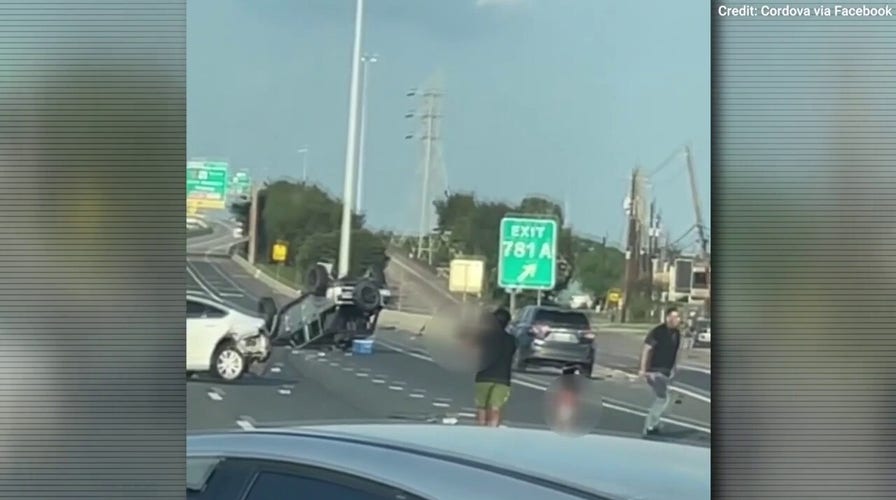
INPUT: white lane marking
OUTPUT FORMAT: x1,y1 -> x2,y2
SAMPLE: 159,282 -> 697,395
329,362 -> 340,367
270,365 -> 282,374
409,392 -> 425,399
670,385 -> 711,403
236,419 -> 255,430
458,411 -> 477,418
218,292 -> 245,298
432,401 -> 451,408
208,392 -> 223,401
343,367 -> 354,372
602,401 -> 711,434
388,385 -> 405,391
680,364 -> 711,374
356,372 -> 370,378
371,378 -> 386,384
187,264 -> 223,302
203,255 -> 260,301
278,385 -> 293,395
186,262 -> 257,316
377,339 -> 709,434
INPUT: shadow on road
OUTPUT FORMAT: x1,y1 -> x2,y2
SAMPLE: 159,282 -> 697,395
187,373 -> 299,387
643,428 -> 710,447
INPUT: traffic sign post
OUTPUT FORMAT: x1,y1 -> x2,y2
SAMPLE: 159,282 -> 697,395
187,161 -> 229,210
498,216 -> 558,291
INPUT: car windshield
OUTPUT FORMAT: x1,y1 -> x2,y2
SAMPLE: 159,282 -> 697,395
186,0 -> 710,493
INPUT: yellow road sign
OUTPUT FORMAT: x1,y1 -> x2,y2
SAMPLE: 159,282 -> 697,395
271,242 -> 288,263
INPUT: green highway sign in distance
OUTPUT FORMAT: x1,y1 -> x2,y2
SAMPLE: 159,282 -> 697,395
230,171 -> 251,196
498,216 -> 558,290
186,161 -> 229,209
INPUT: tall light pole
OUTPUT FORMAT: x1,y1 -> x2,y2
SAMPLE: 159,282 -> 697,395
356,54 -> 377,213
337,0 -> 365,278
297,146 -> 309,182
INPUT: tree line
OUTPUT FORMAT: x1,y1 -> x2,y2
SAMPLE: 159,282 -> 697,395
231,183 -> 625,304
418,192 -> 625,306
230,181 -> 388,279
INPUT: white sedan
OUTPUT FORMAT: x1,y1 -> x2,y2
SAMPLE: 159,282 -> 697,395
186,293 -> 271,381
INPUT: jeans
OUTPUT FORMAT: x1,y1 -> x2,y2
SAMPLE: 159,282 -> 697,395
644,372 -> 671,432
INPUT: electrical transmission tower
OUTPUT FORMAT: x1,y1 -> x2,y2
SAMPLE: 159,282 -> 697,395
405,75 -> 448,266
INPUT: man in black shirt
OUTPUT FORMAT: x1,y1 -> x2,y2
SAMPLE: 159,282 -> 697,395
474,308 -> 516,427
638,306 -> 682,436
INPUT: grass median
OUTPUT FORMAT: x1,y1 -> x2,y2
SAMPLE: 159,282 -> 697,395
256,263 -> 302,289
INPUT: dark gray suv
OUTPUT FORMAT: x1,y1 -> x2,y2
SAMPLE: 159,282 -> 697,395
509,306 -> 596,376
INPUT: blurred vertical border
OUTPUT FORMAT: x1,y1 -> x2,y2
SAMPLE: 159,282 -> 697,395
713,1 -> 896,497
0,1 -> 184,498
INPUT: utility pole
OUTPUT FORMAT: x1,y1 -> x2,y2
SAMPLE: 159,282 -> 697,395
297,147 -> 309,182
621,168 -> 641,323
356,54 -> 377,213
684,145 -> 709,260
337,0 -> 365,278
248,183 -> 259,265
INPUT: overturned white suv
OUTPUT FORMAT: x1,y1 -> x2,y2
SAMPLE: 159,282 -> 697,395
186,292 -> 271,381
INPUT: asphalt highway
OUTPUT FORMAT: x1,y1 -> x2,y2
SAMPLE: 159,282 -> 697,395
385,249 -> 711,396
187,231 -> 710,447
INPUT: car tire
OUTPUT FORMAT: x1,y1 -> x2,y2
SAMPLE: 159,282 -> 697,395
212,342 -> 246,382
305,264 -> 330,297
353,279 -> 382,312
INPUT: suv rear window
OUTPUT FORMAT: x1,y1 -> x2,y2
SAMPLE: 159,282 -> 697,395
533,309 -> 590,329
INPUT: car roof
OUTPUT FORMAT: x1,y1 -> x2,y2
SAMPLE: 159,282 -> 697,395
188,424 -> 709,500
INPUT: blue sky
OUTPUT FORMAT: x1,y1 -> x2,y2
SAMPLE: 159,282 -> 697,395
188,0 -> 709,246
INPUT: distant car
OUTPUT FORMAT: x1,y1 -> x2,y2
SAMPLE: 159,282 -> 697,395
187,424 -> 710,500
692,318 -> 711,348
186,292 -> 271,381
508,306 -> 596,376
232,227 -> 243,238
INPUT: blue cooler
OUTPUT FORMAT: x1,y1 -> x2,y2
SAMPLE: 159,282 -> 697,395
352,338 -> 374,355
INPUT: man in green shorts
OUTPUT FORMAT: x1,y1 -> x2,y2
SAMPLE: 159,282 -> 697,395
474,308 -> 516,427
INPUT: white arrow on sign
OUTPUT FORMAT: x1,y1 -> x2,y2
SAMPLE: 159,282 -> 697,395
517,263 -> 537,282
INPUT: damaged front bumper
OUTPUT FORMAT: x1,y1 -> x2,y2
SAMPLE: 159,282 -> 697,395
236,332 -> 271,363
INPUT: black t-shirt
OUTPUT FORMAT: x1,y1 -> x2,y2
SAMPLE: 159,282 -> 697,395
644,324 -> 681,376
475,331 -> 517,385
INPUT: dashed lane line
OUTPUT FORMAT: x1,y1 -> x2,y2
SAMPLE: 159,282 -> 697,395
374,338 -> 710,434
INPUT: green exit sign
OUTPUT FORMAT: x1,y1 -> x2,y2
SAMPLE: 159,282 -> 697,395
186,161 -> 229,209
498,216 -> 558,290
